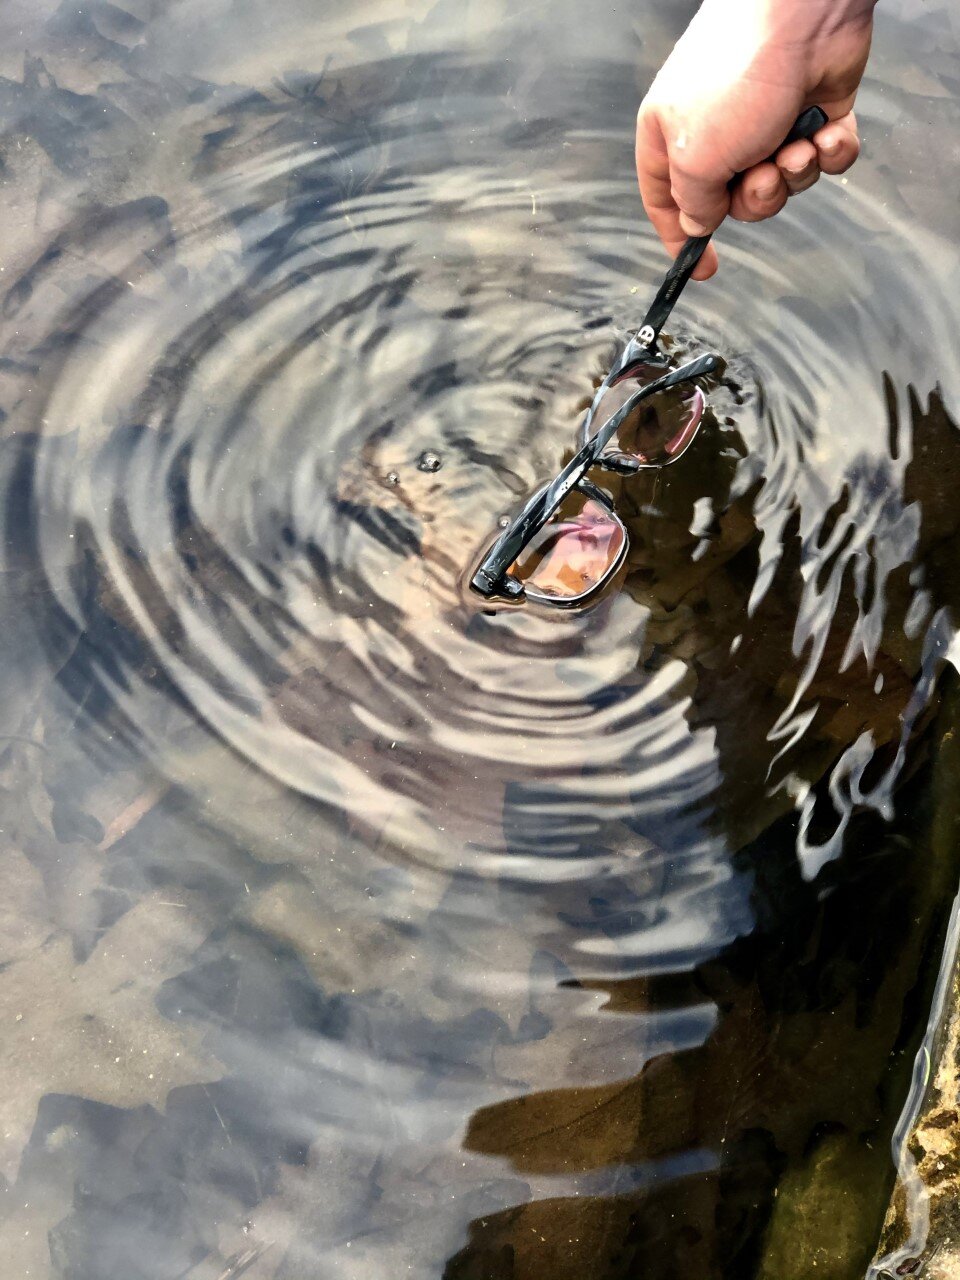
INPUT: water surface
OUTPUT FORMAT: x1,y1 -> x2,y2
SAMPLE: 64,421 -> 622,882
0,2 -> 959,1277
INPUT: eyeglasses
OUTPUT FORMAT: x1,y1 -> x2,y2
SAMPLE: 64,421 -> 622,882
469,347 -> 719,607
468,170 -> 727,609
468,109 -> 827,608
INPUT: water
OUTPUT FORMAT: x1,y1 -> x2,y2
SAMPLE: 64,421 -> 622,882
0,2 -> 959,1277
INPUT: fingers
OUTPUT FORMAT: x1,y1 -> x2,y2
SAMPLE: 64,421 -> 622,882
729,160 -> 788,223
636,105 -> 863,270
776,138 -> 821,195
671,165 -> 732,241
638,180 -> 720,280
635,109 -> 723,279
728,143 -> 817,224
661,129 -> 734,238
634,112 -> 687,260
689,241 -> 719,281
813,110 -> 860,174
729,111 -> 861,225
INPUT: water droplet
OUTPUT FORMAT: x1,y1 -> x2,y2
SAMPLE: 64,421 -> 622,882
417,450 -> 442,473
385,471 -> 400,487
498,515 -> 511,529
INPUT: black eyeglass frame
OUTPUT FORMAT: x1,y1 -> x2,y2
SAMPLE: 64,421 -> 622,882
470,352 -> 720,602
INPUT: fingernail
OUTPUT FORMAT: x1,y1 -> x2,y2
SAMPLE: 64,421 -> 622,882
680,217 -> 711,237
821,137 -> 842,156
756,182 -> 780,202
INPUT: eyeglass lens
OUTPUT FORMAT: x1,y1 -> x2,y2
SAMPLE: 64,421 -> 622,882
509,492 -> 627,604
585,360 -> 705,465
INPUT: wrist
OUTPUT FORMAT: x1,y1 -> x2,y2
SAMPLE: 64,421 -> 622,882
759,0 -> 877,39
695,0 -> 876,42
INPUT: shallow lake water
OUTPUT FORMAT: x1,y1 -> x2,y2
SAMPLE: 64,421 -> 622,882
0,2 -> 959,1277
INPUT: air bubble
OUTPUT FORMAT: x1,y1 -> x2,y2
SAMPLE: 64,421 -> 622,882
417,451 -> 442,473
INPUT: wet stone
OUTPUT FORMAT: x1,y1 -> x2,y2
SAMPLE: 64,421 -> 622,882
873,960 -> 960,1278
872,687 -> 960,1280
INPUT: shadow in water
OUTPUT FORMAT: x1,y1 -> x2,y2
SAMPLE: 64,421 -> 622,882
449,385 -> 960,1279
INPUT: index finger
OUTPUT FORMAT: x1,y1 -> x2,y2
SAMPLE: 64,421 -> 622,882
635,109 -> 719,281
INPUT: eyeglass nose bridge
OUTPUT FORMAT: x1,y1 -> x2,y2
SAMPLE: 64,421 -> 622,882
590,450 -> 645,476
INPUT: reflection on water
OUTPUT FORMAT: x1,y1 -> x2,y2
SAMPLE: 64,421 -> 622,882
0,1 -> 959,1277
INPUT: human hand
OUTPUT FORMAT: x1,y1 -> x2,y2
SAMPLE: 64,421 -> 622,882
635,0 -> 877,279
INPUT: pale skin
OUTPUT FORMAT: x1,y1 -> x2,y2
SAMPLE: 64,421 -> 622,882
636,0 -> 879,278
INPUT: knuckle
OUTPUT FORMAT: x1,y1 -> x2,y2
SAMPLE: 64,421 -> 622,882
670,151 -> 730,188
840,137 -> 862,169
779,154 -> 815,180
738,195 -> 784,223
820,133 -> 861,174
780,141 -> 816,170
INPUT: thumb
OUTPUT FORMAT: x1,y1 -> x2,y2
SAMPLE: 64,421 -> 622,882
670,152 -> 734,238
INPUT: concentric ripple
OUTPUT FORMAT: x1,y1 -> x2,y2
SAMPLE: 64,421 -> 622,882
4,52 -> 959,915
1,8 -> 960,1277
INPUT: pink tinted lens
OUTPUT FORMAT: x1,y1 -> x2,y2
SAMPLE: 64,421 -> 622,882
657,385 -> 705,460
590,361 -> 705,465
512,496 -> 626,603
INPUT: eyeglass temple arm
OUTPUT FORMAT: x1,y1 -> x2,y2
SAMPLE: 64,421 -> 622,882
471,353 -> 719,597
619,105 -> 829,369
